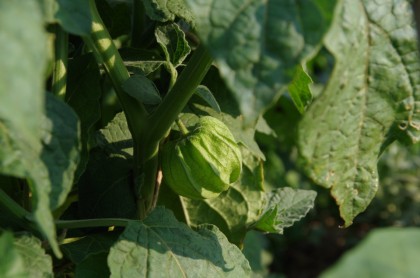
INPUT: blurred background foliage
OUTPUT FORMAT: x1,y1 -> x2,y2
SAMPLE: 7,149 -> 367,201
242,47 -> 420,277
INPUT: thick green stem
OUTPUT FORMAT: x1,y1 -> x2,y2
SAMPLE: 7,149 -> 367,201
52,25 -> 68,100
86,0 -> 151,217
85,0 -> 147,143
85,0 -> 213,220
144,45 -> 213,160
135,45 -> 213,218
55,218 -> 131,229
0,188 -> 38,232
137,155 -> 159,219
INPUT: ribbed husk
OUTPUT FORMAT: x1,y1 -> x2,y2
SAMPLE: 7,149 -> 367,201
162,116 -> 242,200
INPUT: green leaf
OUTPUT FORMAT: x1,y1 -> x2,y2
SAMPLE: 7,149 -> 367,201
253,188 -> 316,234
120,48 -> 166,76
78,113 -> 136,219
143,0 -> 195,25
42,94 -> 80,210
242,231 -> 273,277
55,0 -> 92,36
96,0 -> 131,38
78,151 -> 136,219
155,23 -> 191,68
122,75 -> 162,105
0,0 -> 60,257
13,235 -> 53,278
195,85 -> 221,113
0,0 -> 46,156
62,233 -> 119,264
107,207 -> 252,277
36,0 -> 55,23
75,253 -> 110,278
0,232 -> 26,277
202,67 -> 241,117
185,0 -> 337,123
321,228 -> 420,278
264,96 -> 302,151
155,23 -> 191,84
288,65 -> 313,114
178,146 -> 265,245
298,0 -> 420,227
63,233 -> 118,278
0,233 -> 52,278
95,112 -> 133,157
66,54 -> 102,181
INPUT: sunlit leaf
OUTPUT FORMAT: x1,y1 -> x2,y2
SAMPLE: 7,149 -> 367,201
107,207 -> 251,277
253,188 -> 316,234
298,0 -> 420,226
0,0 -> 60,257
185,0 -> 337,124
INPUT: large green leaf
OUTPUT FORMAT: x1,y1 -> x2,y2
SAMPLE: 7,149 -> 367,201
321,228 -> 420,278
107,207 -> 252,277
62,233 -> 119,264
143,0 -> 195,25
298,0 -> 420,226
185,0 -> 337,123
78,113 -> 136,219
0,232 -> 26,277
55,0 -> 92,35
42,94 -> 80,210
66,54 -> 102,181
0,0 -> 60,257
0,233 -> 52,278
0,0 -> 46,161
252,188 -> 316,234
13,235 -> 53,278
63,233 -> 118,278
75,253 -> 110,278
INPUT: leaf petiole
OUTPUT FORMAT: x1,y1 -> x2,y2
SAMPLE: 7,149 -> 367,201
55,218 -> 131,229
0,188 -> 38,232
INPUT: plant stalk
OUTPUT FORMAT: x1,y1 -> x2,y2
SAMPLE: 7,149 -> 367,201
0,188 -> 38,232
137,155 -> 159,219
52,25 -> 68,100
55,218 -> 131,229
85,0 -> 147,143
85,0 -> 152,218
135,45 -> 213,218
144,45 -> 213,160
